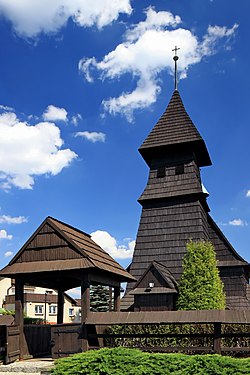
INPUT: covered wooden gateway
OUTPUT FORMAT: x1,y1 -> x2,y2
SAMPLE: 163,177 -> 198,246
0,216 -> 135,359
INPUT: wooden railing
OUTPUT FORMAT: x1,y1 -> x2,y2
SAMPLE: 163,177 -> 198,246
83,310 -> 250,355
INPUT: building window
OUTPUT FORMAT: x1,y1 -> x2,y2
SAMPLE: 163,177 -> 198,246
69,308 -> 75,317
35,305 -> 43,315
49,305 -> 57,315
157,166 -> 165,178
175,164 -> 184,175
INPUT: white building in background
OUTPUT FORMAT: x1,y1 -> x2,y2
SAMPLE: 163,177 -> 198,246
0,277 -> 81,323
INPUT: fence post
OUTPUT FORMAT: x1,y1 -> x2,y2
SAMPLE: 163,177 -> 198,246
213,323 -> 221,354
15,278 -> 24,360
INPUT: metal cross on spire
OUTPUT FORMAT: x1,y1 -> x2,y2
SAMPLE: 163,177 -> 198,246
172,46 -> 180,91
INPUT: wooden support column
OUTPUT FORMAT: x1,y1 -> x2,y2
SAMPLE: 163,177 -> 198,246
213,323 -> 222,354
57,289 -> 64,324
81,277 -> 90,352
81,278 -> 90,323
15,278 -> 24,359
114,285 -> 120,312
109,287 -> 113,311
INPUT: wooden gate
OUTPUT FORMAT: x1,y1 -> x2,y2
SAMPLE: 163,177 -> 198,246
5,325 -> 20,364
51,323 -> 82,359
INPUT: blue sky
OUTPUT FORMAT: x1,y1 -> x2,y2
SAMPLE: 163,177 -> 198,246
0,0 -> 249,282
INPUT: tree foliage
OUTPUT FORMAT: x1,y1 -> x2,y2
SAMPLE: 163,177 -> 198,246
177,240 -> 226,310
90,285 -> 110,312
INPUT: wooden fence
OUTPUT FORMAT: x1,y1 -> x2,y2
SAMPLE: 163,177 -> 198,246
84,310 -> 250,355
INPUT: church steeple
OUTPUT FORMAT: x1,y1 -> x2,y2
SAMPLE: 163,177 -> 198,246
122,56 -> 250,312
139,90 -> 212,168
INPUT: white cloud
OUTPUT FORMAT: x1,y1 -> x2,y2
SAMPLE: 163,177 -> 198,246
0,104 -> 14,112
0,0 -> 132,38
91,230 -> 135,259
75,131 -> 106,143
80,7 -> 238,121
0,215 -> 28,224
4,251 -> 13,257
43,105 -> 68,122
71,114 -> 82,126
229,219 -> 247,227
0,229 -> 13,240
246,190 -> 250,198
0,111 -> 77,190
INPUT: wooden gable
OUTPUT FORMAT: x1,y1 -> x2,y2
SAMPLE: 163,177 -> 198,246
14,222 -> 81,263
131,262 -> 178,312
0,217 -> 136,283
134,261 -> 177,290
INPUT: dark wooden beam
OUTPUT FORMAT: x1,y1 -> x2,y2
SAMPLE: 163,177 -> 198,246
114,286 -> 120,312
87,272 -> 120,287
57,289 -> 64,324
81,277 -> 90,352
109,287 -> 113,311
213,323 -> 221,355
15,278 -> 24,359
81,277 -> 90,323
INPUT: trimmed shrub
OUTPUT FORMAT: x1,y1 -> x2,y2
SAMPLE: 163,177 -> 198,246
177,240 -> 226,310
50,347 -> 250,375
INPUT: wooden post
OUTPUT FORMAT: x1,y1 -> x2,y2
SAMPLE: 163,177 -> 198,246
81,277 -> 90,352
81,278 -> 90,323
213,323 -> 222,354
114,286 -> 120,312
15,278 -> 24,360
57,289 -> 64,324
109,287 -> 113,311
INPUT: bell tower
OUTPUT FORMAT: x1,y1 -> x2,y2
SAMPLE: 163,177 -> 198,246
122,49 -> 250,312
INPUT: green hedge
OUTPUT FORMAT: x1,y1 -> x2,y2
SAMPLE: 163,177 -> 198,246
105,324 -> 250,353
50,347 -> 250,375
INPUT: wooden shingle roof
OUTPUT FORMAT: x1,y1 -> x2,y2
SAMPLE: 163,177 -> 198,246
139,90 -> 211,167
0,216 -> 135,283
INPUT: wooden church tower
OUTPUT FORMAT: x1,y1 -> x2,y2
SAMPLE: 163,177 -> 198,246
122,50 -> 250,311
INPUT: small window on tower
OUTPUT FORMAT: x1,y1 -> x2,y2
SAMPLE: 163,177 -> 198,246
157,166 -> 165,178
175,164 -> 184,175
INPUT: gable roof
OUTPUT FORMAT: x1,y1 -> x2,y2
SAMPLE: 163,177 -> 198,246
133,260 -> 178,290
207,214 -> 250,267
139,90 -> 211,167
0,216 -> 135,283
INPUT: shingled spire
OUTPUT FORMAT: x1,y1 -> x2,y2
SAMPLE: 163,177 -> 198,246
139,90 -> 211,167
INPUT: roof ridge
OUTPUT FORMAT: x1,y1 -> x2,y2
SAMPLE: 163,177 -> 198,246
47,216 -> 91,238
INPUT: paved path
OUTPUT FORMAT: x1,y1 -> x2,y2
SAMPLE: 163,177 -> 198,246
0,357 -> 54,374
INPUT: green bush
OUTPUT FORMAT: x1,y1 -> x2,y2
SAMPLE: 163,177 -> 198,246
105,324 -> 214,350
105,324 -> 250,354
177,240 -> 226,310
51,347 -> 250,375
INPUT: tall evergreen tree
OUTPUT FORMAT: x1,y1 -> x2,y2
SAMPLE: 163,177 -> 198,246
90,285 -> 110,312
177,240 -> 226,310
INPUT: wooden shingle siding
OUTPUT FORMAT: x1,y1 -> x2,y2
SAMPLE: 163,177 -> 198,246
134,294 -> 174,311
139,160 -> 202,201
16,246 -> 81,263
127,198 -> 209,293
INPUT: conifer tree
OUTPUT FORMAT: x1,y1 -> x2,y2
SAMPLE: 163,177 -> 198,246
177,240 -> 226,310
90,285 -> 110,312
